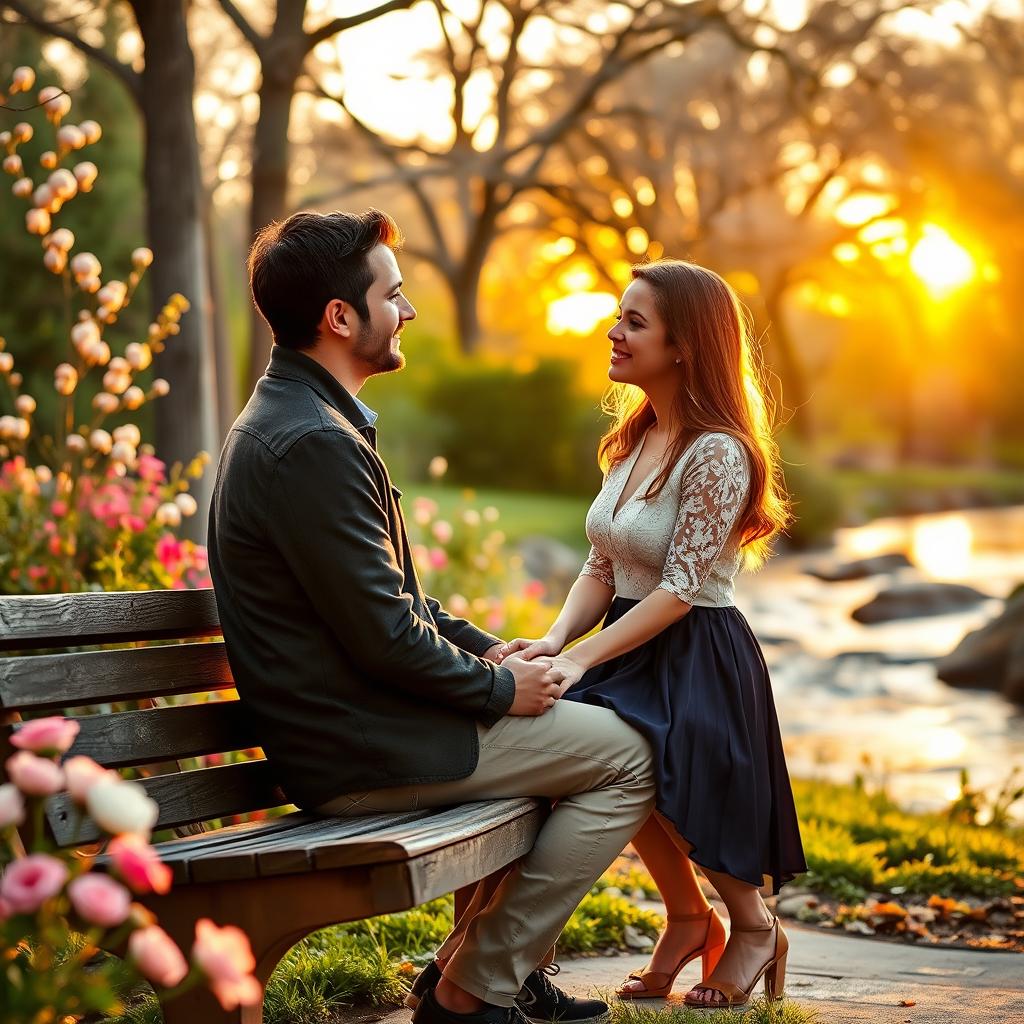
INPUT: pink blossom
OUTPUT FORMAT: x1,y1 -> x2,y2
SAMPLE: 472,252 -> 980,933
64,755 -> 113,803
123,514 -> 146,533
486,609 -> 506,633
68,872 -> 132,928
428,548 -> 449,570
137,454 -> 166,483
129,925 -> 189,988
155,533 -> 183,573
48,535 -> 62,556
523,580 -> 547,600
51,499 -> 68,517
0,854 -> 69,913
27,566 -> 50,583
192,546 -> 209,572
11,716 -> 80,756
6,751 -> 64,795
108,834 -> 172,895
431,520 -> 454,544
192,918 -> 261,1010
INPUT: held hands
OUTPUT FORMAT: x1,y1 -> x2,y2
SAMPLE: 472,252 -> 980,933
494,634 -> 563,663
533,654 -> 586,696
503,655 -> 566,716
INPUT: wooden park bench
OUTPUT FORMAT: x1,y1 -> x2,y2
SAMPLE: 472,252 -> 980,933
0,588 -> 546,1024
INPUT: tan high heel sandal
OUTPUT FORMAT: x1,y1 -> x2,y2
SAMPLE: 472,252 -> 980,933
616,907 -> 727,1000
683,915 -> 789,1009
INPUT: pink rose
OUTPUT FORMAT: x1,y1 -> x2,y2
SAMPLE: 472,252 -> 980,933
63,756 -> 114,804
51,499 -> 68,517
137,454 -> 166,484
428,547 -> 448,570
108,834 -> 173,895
68,873 -> 132,928
0,783 -> 26,827
6,751 -> 64,795
0,854 -> 69,913
192,918 -> 261,1010
129,925 -> 189,988
11,715 -> 80,756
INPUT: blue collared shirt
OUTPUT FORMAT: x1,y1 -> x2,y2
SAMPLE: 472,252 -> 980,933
352,393 -> 378,427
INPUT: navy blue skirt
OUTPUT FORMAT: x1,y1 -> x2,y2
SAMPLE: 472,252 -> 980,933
562,597 -> 807,895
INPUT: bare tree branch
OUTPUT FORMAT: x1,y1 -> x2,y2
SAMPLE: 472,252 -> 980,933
3,0 -> 142,100
305,0 -> 419,51
216,0 -> 266,55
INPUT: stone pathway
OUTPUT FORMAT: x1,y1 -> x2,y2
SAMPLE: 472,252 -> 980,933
554,922 -> 1024,1022
373,922 -> 1023,1024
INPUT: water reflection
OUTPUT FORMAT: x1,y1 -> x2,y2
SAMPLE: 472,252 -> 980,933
738,506 -> 1024,821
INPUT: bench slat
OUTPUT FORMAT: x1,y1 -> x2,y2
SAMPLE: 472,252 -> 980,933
0,642 -> 233,711
47,760 -> 284,845
183,810 -> 435,883
51,701 -> 260,769
0,589 -> 221,650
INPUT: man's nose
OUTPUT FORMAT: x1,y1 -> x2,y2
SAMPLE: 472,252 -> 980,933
402,298 -> 417,321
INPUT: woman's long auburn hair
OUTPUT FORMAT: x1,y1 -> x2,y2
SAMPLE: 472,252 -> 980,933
598,259 -> 790,567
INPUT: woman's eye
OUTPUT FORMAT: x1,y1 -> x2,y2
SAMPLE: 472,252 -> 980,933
629,319 -> 641,329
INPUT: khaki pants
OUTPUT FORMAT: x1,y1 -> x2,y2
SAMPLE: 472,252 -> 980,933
318,700 -> 655,1005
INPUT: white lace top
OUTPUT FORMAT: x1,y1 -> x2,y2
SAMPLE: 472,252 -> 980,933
579,431 -> 751,607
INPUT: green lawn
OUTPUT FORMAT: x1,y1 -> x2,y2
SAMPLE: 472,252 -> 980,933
410,483 -> 591,549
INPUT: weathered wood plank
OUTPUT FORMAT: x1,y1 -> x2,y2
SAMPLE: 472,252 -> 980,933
0,589 -> 221,651
0,641 -> 233,711
40,701 -> 260,769
308,798 -> 545,870
185,810 -> 434,883
47,759 -> 285,845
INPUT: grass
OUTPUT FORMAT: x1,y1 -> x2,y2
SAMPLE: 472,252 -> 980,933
791,777 -> 1024,903
610,994 -> 817,1024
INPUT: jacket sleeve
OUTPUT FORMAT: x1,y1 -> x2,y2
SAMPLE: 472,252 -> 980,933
424,596 -> 502,656
271,428 -> 514,725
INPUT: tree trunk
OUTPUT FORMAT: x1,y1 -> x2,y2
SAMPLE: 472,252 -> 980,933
204,199 -> 236,435
245,0 -> 308,394
131,0 -> 218,540
453,275 -> 483,355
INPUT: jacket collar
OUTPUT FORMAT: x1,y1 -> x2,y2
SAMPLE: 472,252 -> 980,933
265,345 -> 377,446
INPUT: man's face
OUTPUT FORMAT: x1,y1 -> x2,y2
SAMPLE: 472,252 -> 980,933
351,244 -> 417,375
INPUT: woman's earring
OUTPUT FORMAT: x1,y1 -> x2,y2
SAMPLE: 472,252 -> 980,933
675,358 -> 682,364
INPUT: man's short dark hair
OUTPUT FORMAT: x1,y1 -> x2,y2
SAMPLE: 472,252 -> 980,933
248,209 -> 403,350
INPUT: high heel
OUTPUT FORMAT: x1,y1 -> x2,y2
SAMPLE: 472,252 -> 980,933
683,915 -> 789,1009
617,907 -> 727,1000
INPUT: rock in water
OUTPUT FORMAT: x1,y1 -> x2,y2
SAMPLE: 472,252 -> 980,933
852,582 -> 991,624
806,552 -> 913,582
937,590 -> 1024,704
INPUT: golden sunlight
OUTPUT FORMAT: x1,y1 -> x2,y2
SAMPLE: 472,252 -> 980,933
911,514 -> 974,579
547,292 -> 618,336
909,224 -> 976,297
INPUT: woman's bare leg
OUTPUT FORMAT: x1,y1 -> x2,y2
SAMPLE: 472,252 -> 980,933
618,813 -> 714,993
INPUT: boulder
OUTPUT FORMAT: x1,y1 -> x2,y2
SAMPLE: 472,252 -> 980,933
806,552 -> 914,582
852,582 -> 991,624
517,535 -> 584,594
937,590 -> 1024,704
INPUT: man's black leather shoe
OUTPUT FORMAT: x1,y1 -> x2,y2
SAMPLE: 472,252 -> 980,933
515,965 -> 610,1024
405,958 -> 443,1010
411,985 -> 530,1024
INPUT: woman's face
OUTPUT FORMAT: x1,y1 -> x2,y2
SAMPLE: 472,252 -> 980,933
606,279 -> 680,386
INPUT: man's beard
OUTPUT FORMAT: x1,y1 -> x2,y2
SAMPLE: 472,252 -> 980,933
354,316 -> 405,375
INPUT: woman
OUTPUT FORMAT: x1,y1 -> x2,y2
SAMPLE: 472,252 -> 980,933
497,260 -> 807,1008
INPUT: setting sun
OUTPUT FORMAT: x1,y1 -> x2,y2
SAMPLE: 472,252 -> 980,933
546,292 -> 618,336
909,224 -> 976,297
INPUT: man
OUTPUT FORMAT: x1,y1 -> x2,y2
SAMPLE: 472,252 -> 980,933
208,209 -> 655,1024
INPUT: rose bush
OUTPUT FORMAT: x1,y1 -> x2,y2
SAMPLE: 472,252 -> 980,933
0,715 -> 261,1021
0,64 -> 209,595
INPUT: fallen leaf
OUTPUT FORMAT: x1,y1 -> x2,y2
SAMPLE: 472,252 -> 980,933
899,999 -> 917,1007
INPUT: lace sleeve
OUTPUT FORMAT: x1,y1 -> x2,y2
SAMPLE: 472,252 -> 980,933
658,434 -> 750,605
580,545 -> 615,587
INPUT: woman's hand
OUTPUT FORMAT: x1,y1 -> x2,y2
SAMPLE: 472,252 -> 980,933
494,634 -> 563,663
534,654 -> 586,695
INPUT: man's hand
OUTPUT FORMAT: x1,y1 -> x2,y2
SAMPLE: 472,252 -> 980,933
503,655 -> 565,716
481,643 -> 504,664
494,634 -> 563,663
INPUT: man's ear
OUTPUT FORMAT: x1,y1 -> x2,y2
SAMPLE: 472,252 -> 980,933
323,298 -> 354,340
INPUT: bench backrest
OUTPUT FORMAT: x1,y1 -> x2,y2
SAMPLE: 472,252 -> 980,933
0,589 -> 285,846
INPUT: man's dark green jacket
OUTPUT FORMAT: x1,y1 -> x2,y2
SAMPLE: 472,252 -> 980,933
207,345 -> 516,809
